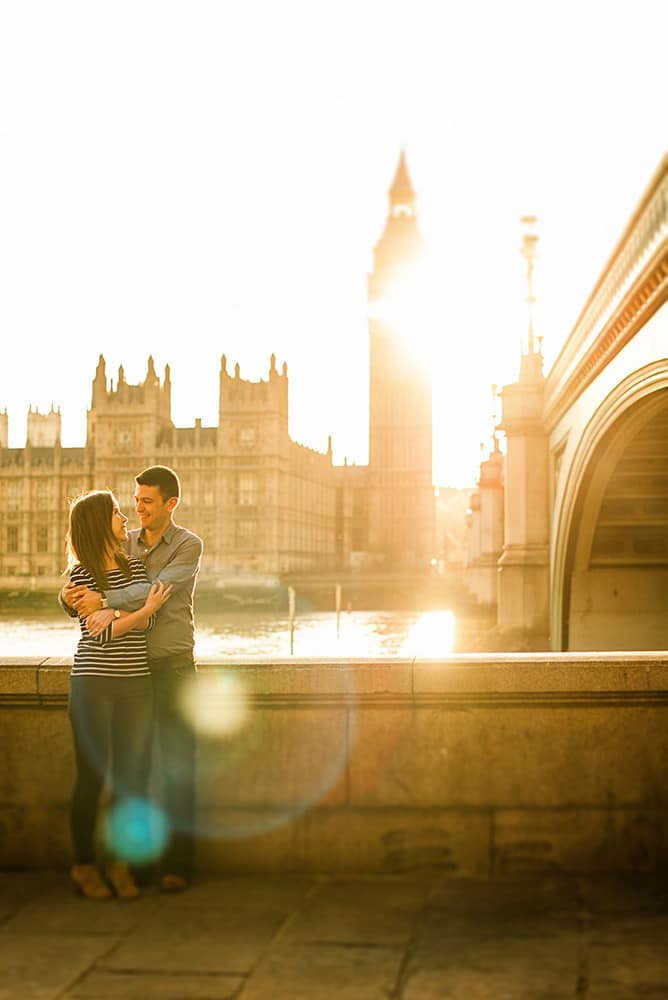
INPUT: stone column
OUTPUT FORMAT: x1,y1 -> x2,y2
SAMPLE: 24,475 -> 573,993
497,356 -> 550,644
477,441 -> 505,607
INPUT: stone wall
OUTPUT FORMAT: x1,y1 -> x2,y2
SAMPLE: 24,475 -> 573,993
2,654 -> 667,874
570,568 -> 668,650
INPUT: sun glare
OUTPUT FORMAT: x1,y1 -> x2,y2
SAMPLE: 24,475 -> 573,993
369,261 -> 443,373
399,610 -> 455,657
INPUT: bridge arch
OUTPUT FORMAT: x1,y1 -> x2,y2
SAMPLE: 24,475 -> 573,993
552,362 -> 668,649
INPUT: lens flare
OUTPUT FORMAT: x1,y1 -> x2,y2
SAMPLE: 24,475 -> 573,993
190,665 -> 359,842
104,797 -> 169,864
179,670 -> 249,739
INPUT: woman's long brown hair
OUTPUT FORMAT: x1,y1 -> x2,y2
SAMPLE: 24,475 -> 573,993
66,490 -> 131,592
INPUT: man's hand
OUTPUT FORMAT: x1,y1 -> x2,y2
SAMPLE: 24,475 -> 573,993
63,583 -> 103,617
61,582 -> 78,609
85,609 -> 115,637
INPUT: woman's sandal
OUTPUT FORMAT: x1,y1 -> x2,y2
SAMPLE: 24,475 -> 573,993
106,861 -> 141,900
70,864 -> 113,901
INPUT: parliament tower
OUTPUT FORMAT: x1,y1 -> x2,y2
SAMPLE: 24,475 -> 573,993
367,151 -> 434,568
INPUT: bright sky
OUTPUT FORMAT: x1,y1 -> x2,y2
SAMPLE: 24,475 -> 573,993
1,1 -> 666,487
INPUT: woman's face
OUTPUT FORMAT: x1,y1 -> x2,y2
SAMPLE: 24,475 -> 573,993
110,498 -> 129,543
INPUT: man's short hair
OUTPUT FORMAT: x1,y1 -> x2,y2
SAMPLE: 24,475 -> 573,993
136,465 -> 181,502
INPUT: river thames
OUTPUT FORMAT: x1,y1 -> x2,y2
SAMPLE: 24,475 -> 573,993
1,605 -> 495,659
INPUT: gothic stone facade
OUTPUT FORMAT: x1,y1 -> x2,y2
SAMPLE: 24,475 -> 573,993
0,154 -> 435,584
0,355 -> 338,583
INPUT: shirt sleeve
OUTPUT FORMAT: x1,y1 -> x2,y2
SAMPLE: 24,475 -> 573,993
105,534 -> 202,610
103,559 -> 151,611
151,534 -> 203,589
104,580 -> 150,612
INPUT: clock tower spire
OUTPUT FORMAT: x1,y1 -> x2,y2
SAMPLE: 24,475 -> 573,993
366,151 -> 434,569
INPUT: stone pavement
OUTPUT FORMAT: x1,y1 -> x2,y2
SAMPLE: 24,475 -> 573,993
2,869 -> 668,999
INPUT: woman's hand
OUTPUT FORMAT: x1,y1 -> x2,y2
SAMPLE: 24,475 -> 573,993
144,581 -> 173,615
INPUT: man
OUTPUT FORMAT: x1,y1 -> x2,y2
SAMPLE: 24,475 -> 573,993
63,465 -> 203,892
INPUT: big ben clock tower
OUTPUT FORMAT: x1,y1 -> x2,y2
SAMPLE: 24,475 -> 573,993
367,151 -> 434,568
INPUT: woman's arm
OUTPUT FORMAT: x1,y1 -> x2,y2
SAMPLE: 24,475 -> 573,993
88,582 -> 172,643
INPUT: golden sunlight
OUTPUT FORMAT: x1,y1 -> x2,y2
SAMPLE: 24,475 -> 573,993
368,262 -> 442,373
399,610 -> 455,657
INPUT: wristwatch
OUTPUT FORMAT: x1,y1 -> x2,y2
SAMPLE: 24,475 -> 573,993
113,609 -> 121,619
100,597 -> 109,609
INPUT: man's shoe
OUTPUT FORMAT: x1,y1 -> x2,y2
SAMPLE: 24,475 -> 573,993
160,873 -> 189,893
107,862 -> 141,900
70,864 -> 113,901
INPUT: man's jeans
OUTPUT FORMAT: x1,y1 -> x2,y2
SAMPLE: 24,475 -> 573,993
149,654 -> 197,878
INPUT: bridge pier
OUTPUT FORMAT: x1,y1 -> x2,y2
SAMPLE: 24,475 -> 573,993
497,350 -> 550,646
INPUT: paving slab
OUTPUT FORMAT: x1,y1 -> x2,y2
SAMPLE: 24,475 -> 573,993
157,872 -> 315,912
402,966 -> 576,1000
241,942 -> 405,1000
585,914 -> 668,998
308,874 -> 432,909
63,969 -> 244,999
404,926 -> 580,999
579,872 -> 668,916
0,934 -> 114,1000
2,889 -> 162,936
283,875 -> 429,946
428,873 -> 580,919
1,870 -> 668,998
284,898 -> 415,946
101,904 -> 288,976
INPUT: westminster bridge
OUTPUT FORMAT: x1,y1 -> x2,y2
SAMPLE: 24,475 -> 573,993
469,154 -> 668,651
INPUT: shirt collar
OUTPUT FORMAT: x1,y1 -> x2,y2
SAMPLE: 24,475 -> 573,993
138,521 -> 178,547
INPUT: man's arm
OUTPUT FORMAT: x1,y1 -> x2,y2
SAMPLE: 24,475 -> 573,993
140,534 -> 203,589
60,566 -> 96,618
58,586 -> 79,618
149,535 -> 202,590
63,534 -> 202,617
61,578 -> 147,617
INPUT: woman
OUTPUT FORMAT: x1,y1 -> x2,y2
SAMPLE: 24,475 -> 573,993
65,490 -> 171,900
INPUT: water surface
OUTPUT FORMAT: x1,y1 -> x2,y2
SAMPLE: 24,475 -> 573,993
0,606 -> 491,659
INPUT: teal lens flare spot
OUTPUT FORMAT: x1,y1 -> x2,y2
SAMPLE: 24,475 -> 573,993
104,798 -> 169,864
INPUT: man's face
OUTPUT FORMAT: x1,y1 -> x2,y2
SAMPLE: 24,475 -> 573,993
134,483 -> 175,534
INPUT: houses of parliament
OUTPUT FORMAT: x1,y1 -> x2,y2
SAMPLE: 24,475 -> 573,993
0,154 -> 435,585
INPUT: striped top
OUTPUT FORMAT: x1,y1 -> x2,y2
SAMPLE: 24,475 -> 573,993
70,559 -> 154,678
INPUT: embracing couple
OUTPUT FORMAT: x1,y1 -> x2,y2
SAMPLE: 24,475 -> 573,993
61,465 -> 203,901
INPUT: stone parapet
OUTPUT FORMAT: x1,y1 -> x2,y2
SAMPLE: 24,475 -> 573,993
2,654 -> 667,874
